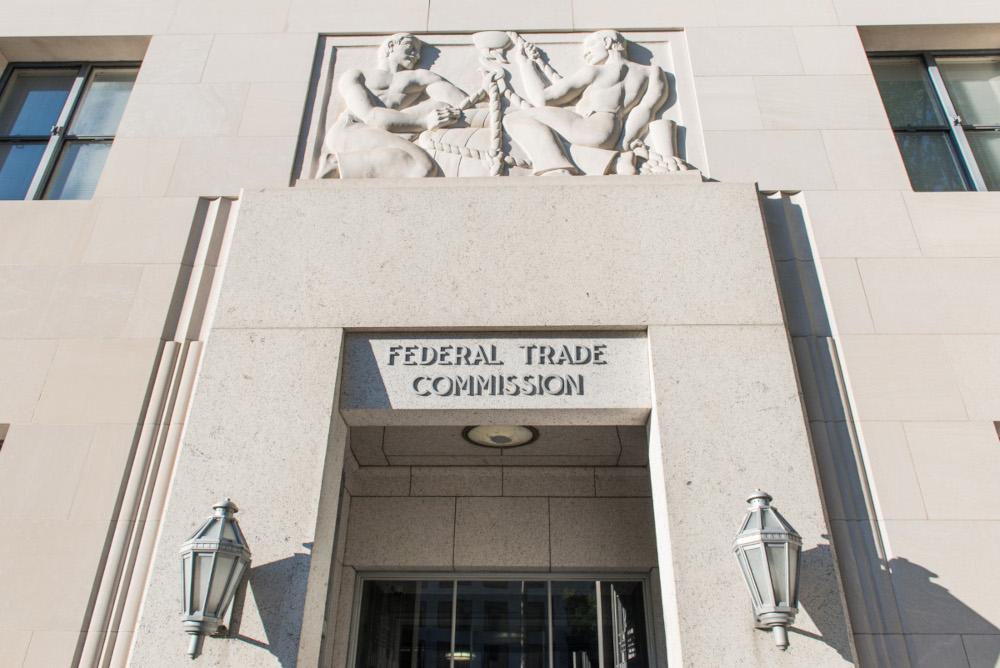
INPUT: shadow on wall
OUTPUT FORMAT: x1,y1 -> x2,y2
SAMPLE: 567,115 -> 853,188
763,192 -> 1000,668
229,544 -> 313,667
796,543 -> 854,662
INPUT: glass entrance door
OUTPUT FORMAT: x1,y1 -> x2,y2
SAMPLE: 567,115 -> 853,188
352,578 -> 651,668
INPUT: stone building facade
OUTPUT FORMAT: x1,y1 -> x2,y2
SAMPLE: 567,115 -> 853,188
0,2 -> 998,667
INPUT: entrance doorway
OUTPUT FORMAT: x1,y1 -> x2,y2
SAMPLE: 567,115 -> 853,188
351,577 -> 651,668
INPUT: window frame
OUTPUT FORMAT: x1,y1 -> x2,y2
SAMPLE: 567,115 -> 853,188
868,50 -> 1000,192
0,60 -> 140,200
346,572 -> 658,668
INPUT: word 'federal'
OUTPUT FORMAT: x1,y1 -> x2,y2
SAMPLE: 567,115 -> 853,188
387,344 -> 607,366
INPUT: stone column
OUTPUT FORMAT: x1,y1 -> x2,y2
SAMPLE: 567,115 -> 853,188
647,324 -> 855,666
128,327 -> 348,667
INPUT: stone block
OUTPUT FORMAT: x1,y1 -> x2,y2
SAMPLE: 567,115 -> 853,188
500,426 -> 625,458
904,421 -> 1000,520
22,631 -> 84,668
550,498 -> 657,569
964,635 -> 1000,668
692,76 -> 763,131
454,497 -> 549,569
829,520 -> 903,635
428,0 -> 572,31
944,336 -> 1000,420
116,82 -> 249,138
821,130 -> 912,190
0,266 -> 60,339
885,520 -> 1000,634
801,190 -> 922,258
136,34 -> 213,84
571,0 -> 717,29
616,426 -> 648,466
503,467 -> 594,496
714,0 -> 837,26
594,467 -> 651,497
687,27 -> 803,76
0,340 -> 57,422
859,421 -> 926,520
349,427 -> 388,465
238,82 -> 308,137
346,465 -> 411,497
69,423 -> 136,522
218,180 -> 783,330
38,264 -> 144,338
703,130 -> 836,190
384,426 -> 502,458
904,192 -> 1000,257
344,497 -> 455,569
0,630 -> 30,667
834,0 -> 1000,26
94,137 -> 182,199
411,466 -> 501,496
853,633 -> 910,667
839,335 -> 967,421
85,197 -> 199,265
287,0 -> 428,33
387,455 -> 504,466
793,27 -> 872,75
169,0 -> 291,34
201,33 -> 317,84
858,259 -> 1000,333
122,264 -> 185,338
820,259 -> 875,334
0,201 -> 96,265
755,76 -> 888,130
0,424 -> 96,520
906,635 -> 971,668
168,136 -> 296,196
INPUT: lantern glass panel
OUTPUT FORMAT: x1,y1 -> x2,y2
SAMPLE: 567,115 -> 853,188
192,553 -> 213,612
766,544 -> 789,605
745,546 -> 773,606
789,544 -> 800,602
220,560 -> 247,615
207,553 -> 237,615
762,510 -> 784,532
222,521 -> 237,542
182,554 -> 193,612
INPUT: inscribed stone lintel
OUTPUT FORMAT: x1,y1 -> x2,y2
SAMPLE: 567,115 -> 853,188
340,332 -> 651,426
300,31 -> 704,181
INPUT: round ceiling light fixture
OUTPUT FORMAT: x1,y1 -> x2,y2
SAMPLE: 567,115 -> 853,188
462,425 -> 539,448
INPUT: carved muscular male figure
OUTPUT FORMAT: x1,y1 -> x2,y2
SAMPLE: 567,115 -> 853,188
317,33 -> 468,178
505,30 -> 669,175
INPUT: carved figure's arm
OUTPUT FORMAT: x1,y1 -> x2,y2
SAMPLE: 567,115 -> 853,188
620,67 -> 668,149
338,69 -> 447,133
423,72 -> 470,107
517,55 -> 595,108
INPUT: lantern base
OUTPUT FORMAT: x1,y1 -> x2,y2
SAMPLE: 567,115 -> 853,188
771,625 -> 789,650
187,633 -> 204,659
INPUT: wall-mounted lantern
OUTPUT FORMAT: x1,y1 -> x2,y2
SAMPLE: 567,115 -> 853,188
733,490 -> 801,651
180,499 -> 252,659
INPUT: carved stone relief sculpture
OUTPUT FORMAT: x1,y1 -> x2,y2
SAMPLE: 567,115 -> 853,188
315,31 -> 691,178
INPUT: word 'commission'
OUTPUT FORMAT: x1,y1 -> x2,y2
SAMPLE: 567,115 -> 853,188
386,343 -> 608,397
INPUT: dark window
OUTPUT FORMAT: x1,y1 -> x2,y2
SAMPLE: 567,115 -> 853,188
354,578 -> 650,667
870,54 -> 1000,191
0,64 -> 137,200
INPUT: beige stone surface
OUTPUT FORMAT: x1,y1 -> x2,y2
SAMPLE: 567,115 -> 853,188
692,76 -> 763,131
22,631 -> 84,668
703,130 -> 836,189
428,0 -> 573,31
0,424 -> 95,520
834,0 -> 1000,26
858,259 -> 1000,334
218,180 -> 782,329
821,130 -> 912,191
503,467 -> 595,496
136,34 -> 213,84
286,0 -> 428,33
454,497 -> 550,569
793,26 -> 871,75
903,422 -> 1000,520
116,82 -> 249,138
411,466 -> 502,496
39,265 -> 144,338
167,136 -> 296,196
33,339 -> 160,424
0,201 -> 96,265
345,466 -> 411,497
820,259 -> 875,334
839,335 -> 967,421
84,197 -> 199,265
885,520 -> 1000,634
550,498 -> 657,569
201,33 -> 316,84
594,467 -> 652,497
858,422 -> 926,521
122,264 -> 184,338
802,190 -> 922,258
0,631 -> 30,667
688,27 -> 803,76
754,76 -> 887,130
238,82 -> 308,137
944,336 -> 1000,419
714,0 -> 837,26
69,423 -> 137,521
94,137 -> 182,199
0,340 -> 57,422
344,497 -> 455,569
904,192 -> 1000,257
168,0 -> 291,34
571,0 -> 717,29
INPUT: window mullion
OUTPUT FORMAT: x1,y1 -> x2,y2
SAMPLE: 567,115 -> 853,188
925,53 -> 989,191
25,64 -> 90,200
